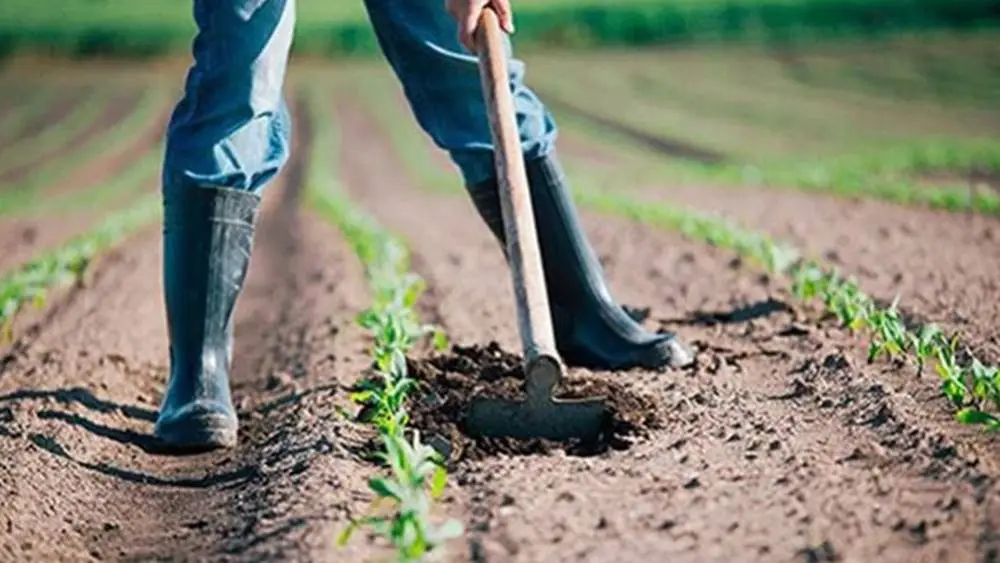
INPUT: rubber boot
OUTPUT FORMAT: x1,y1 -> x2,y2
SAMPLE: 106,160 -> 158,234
467,152 -> 694,371
154,185 -> 260,450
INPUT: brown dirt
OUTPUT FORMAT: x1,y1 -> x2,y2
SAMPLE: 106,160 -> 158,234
334,94 -> 999,563
400,341 -> 665,460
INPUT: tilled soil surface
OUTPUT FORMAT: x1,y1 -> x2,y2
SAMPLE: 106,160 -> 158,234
0,106 -> 397,562
0,74 -> 998,563
335,95 -> 999,562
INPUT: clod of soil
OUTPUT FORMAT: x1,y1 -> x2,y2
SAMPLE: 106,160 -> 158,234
397,342 -> 665,462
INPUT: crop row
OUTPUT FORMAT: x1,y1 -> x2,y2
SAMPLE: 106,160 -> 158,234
300,89 -> 462,561
558,109 -> 1000,216
0,87 -> 168,216
1,0 -> 998,59
526,56 -> 999,215
0,88 -> 58,145
348,79 -> 1000,431
527,38 -> 999,159
0,88 -> 108,174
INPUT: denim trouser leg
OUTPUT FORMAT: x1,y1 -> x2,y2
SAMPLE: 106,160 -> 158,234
162,0 -> 296,196
362,0 -> 558,187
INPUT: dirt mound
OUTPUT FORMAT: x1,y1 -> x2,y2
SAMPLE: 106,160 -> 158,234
397,342 -> 665,461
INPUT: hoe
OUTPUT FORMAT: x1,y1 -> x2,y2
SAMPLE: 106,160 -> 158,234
464,8 -> 609,442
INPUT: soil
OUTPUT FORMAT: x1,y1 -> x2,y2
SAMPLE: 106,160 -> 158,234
0,68 -> 997,563
401,342 -> 666,460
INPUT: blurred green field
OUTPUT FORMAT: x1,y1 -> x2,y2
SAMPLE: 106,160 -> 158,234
0,0 -> 998,59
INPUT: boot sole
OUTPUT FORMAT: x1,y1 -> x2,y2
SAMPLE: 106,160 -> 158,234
154,412 -> 238,453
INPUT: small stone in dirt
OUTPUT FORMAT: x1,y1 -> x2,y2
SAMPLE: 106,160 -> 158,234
907,520 -> 929,544
500,493 -> 516,507
557,491 -> 576,502
797,540 -> 839,562
596,516 -> 608,530
658,519 -> 677,531
102,522 -> 119,532
683,475 -> 701,489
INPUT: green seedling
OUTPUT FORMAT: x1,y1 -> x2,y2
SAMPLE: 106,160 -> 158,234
337,431 -> 463,562
934,334 -> 968,407
909,323 -> 943,373
968,359 -> 1000,411
865,296 -> 907,363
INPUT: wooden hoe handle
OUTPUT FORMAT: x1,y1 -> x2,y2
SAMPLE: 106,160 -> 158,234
475,8 -> 563,378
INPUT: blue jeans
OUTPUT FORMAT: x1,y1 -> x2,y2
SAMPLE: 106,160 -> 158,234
162,0 -> 559,195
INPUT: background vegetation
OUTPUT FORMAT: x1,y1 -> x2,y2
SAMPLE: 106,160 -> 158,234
0,0 -> 998,60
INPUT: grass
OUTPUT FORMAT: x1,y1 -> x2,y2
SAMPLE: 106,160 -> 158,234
0,86 -> 169,216
343,65 -> 1000,431
0,194 -> 159,340
300,87 -> 462,561
0,0 -> 997,59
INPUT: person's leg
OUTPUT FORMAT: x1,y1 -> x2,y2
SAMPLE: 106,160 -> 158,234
156,0 -> 296,450
362,0 -> 693,371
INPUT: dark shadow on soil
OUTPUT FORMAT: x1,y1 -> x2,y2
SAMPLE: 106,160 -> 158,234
654,299 -> 793,328
0,387 -> 156,421
538,91 -> 728,165
680,298 -> 795,326
28,433 -> 261,488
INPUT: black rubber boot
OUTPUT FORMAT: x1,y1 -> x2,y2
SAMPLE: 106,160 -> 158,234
467,152 -> 694,371
154,185 -> 260,451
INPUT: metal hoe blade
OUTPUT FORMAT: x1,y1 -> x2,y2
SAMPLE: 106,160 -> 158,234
466,355 -> 608,442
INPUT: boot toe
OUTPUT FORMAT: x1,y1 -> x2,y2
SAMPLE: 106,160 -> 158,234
646,332 -> 696,370
154,399 -> 238,451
